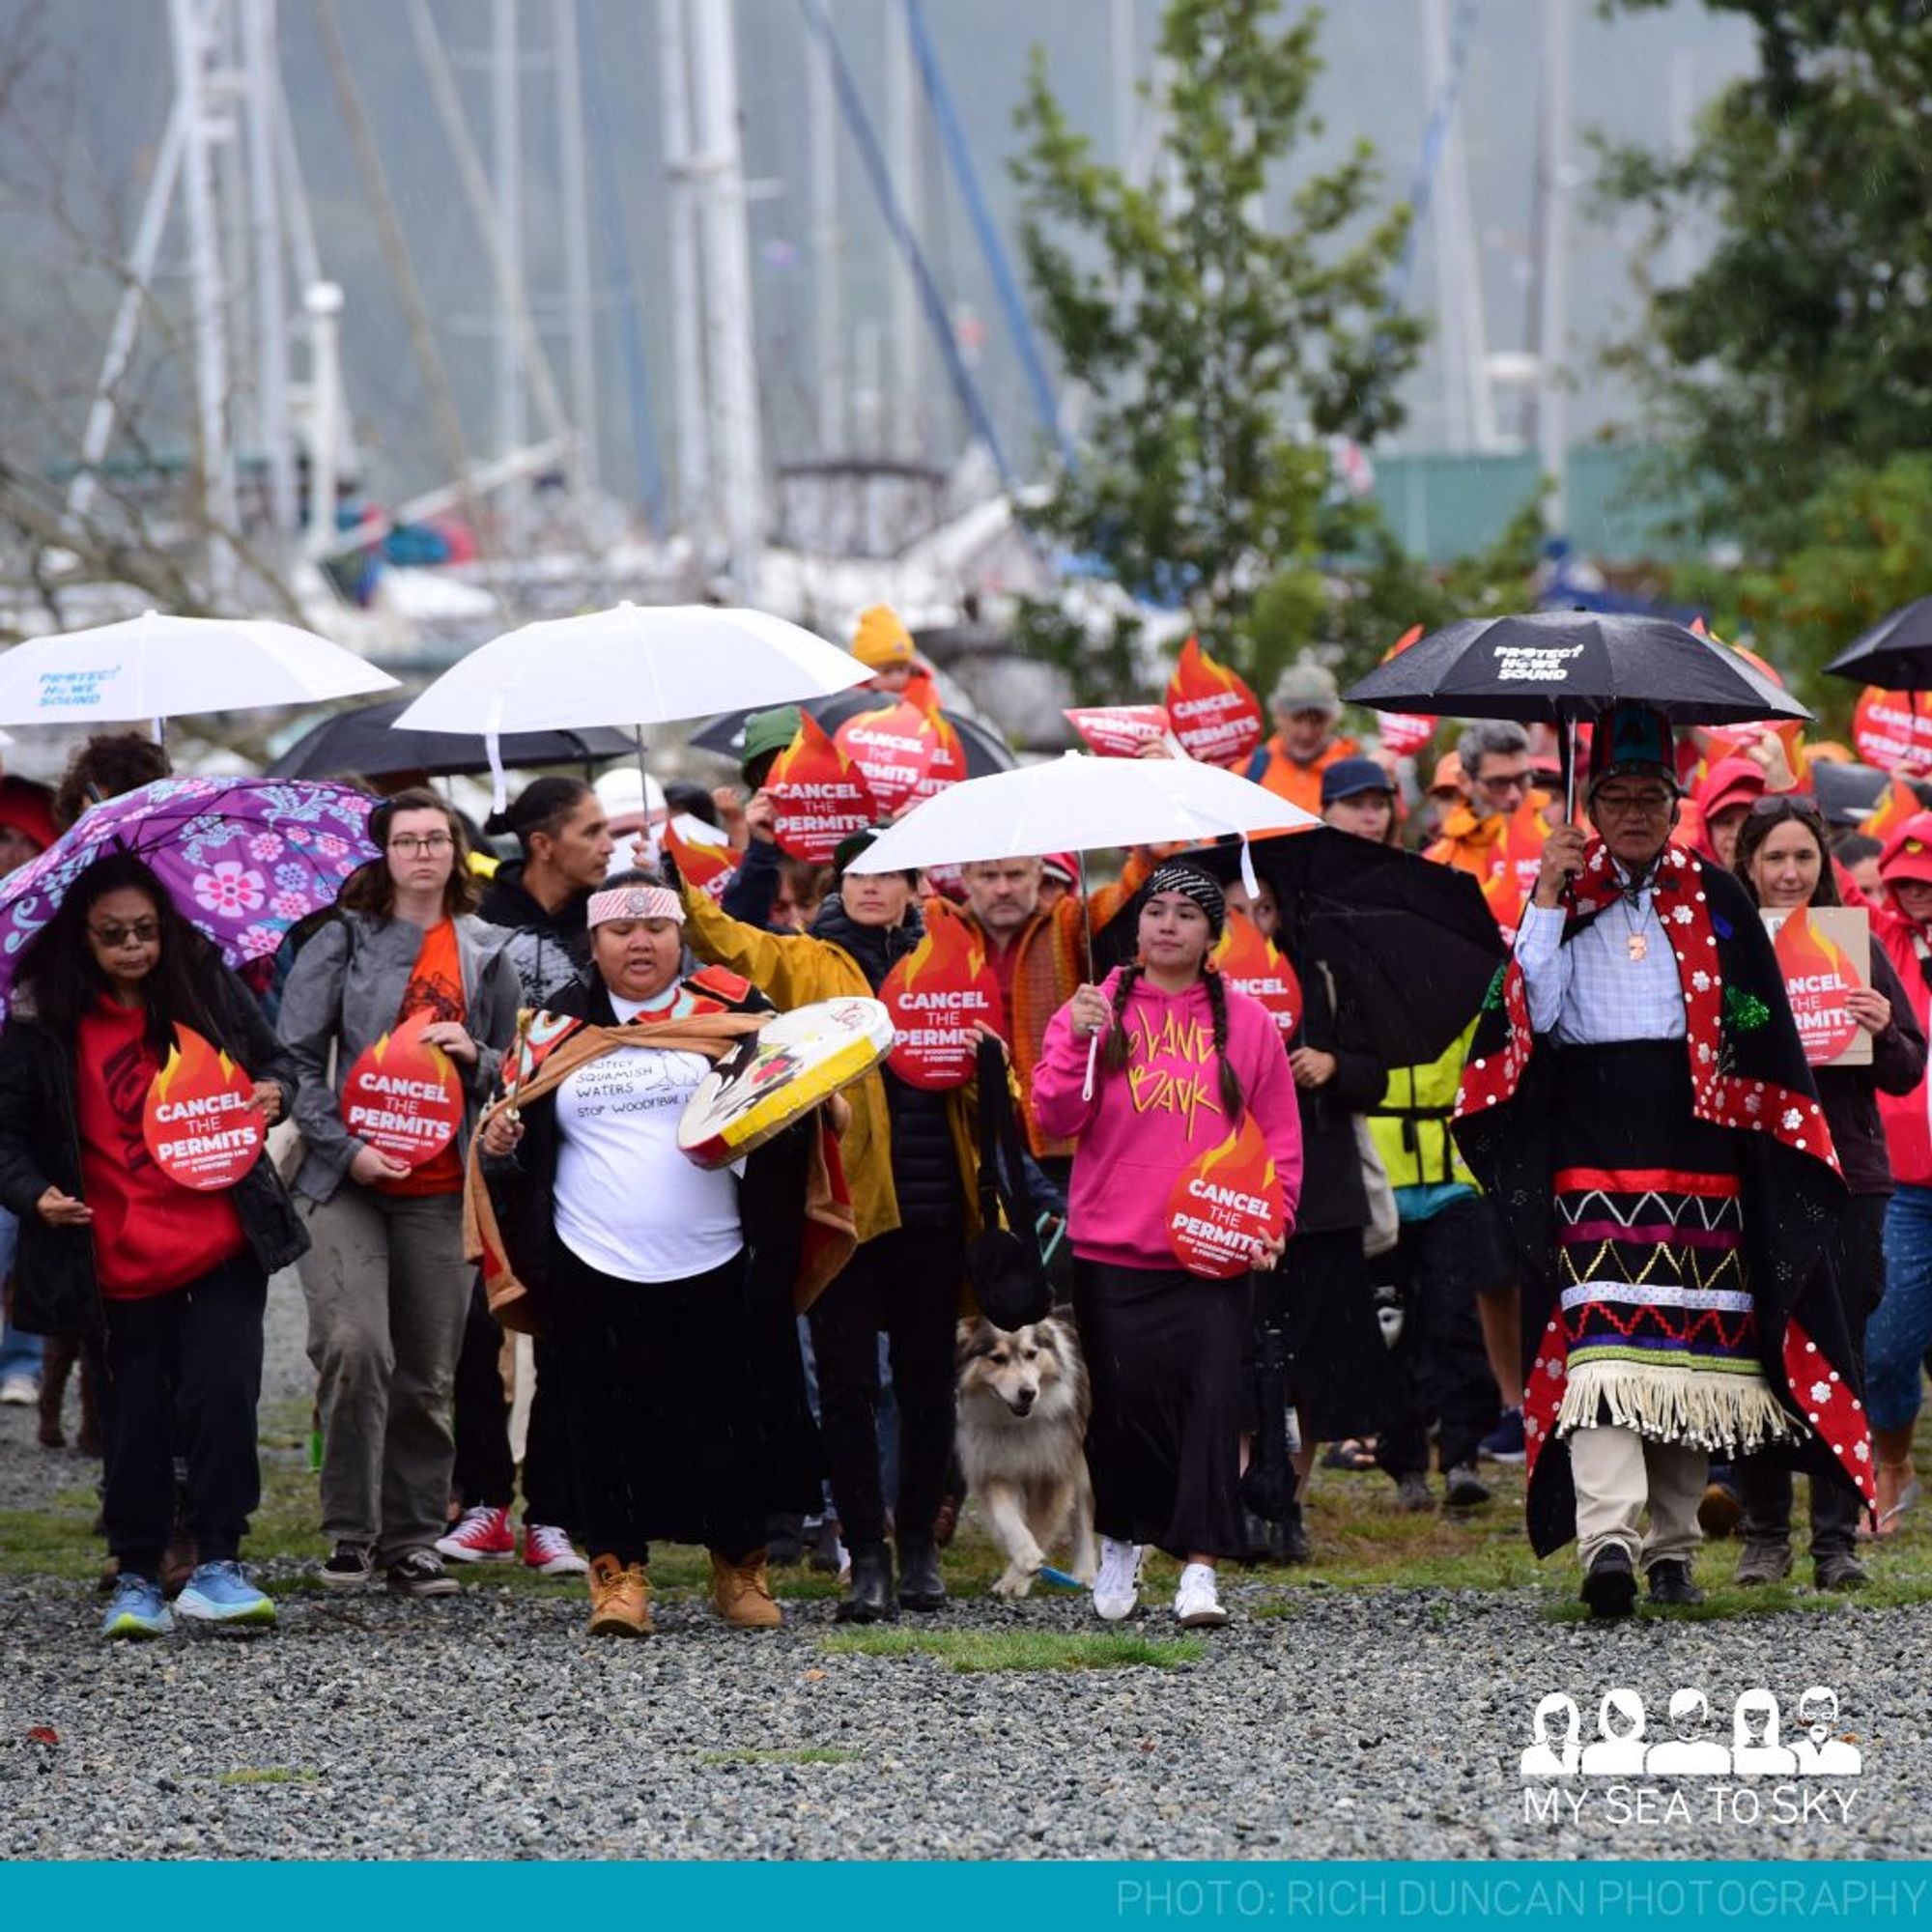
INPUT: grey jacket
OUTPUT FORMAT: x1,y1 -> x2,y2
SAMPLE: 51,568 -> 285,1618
276,909 -> 520,1205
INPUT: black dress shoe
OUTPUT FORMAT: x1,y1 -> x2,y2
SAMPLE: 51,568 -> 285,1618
1646,1558 -> 1705,1607
836,1541 -> 897,1623
895,1537 -> 947,1612
1580,1546 -> 1637,1618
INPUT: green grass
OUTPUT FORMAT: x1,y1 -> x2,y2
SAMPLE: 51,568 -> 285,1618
696,1746 -> 862,1767
14,1383 -> 1932,1632
215,1768 -> 320,1786
820,1629 -> 1206,1672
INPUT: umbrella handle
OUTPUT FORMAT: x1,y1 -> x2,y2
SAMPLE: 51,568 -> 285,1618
1082,1029 -> 1099,1102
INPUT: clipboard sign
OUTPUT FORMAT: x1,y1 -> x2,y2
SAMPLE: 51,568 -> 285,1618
1762,906 -> 1873,1069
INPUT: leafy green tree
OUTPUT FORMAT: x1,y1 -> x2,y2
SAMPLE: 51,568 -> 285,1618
1598,2 -> 1932,558
1010,0 -> 1425,699
1670,453 -> 1932,730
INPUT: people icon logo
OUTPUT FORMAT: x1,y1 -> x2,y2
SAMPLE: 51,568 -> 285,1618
1520,1687 -> 1861,1828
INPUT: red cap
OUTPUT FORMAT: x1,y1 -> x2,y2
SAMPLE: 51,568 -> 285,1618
1040,851 -> 1078,887
0,777 -> 55,856
1881,811 -> 1932,891
1693,755 -> 1765,823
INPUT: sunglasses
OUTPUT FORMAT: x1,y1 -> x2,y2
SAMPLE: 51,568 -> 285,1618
89,918 -> 160,948
1746,794 -> 1825,824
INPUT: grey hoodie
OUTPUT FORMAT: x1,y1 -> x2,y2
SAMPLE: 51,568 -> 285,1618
275,909 -> 519,1205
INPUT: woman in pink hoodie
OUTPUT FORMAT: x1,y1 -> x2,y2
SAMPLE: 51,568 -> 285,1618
1034,862 -> 1303,1629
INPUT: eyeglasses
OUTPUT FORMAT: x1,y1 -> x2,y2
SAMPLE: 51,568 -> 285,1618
1475,768 -> 1534,793
1592,788 -> 1673,815
388,832 -> 454,856
89,918 -> 160,948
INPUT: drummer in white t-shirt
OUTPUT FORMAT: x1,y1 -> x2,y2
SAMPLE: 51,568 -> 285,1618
475,869 -> 823,1641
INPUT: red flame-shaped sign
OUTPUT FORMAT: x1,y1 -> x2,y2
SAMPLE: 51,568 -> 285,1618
340,1009 -> 464,1166
141,1023 -> 264,1191
1772,908 -> 1865,1066
878,915 -> 1003,1090
1373,625 -> 1436,757
1065,704 -> 1173,759
663,817 -> 739,904
1479,803 -> 1549,931
1853,688 -> 1932,775
1210,914 -> 1301,1038
834,700 -> 938,815
1165,1110 -> 1286,1279
1165,636 -> 1264,769
767,713 -> 880,863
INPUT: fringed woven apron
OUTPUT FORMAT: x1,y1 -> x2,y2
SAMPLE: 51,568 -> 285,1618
1549,1041 -> 1796,1456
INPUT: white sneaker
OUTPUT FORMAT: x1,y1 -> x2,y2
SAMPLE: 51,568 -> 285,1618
0,1374 -> 36,1406
1093,1537 -> 1143,1621
1174,1561 -> 1228,1629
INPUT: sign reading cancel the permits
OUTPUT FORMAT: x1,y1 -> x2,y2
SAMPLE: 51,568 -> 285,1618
340,1009 -> 463,1166
141,1024 -> 264,1191
1165,1111 -> 1286,1278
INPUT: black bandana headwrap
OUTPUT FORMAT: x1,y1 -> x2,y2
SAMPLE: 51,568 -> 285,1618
1141,860 -> 1227,941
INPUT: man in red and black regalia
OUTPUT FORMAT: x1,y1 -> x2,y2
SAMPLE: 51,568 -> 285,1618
1454,702 -> 1872,1618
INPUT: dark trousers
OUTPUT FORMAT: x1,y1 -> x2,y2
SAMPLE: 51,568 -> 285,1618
450,1275 -> 575,1526
808,1221 -> 963,1548
1738,1192 -> 1885,1557
100,1253 -> 267,1578
1378,1197 -> 1507,1478
549,1243 -> 764,1567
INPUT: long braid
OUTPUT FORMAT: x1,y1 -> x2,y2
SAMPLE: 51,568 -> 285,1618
1100,963 -> 1144,1077
1203,965 -> 1245,1122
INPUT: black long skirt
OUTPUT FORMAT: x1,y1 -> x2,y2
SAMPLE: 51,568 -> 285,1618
548,1238 -> 820,1564
1072,1259 -> 1249,1561
1263,1228 -> 1398,1443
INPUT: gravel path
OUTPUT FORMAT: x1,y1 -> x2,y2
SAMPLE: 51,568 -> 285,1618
3,1275 -> 1928,1861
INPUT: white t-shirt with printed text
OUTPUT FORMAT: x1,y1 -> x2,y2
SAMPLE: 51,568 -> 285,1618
554,986 -> 743,1283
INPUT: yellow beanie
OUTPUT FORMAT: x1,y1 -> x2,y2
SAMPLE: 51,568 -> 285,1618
851,605 -> 915,669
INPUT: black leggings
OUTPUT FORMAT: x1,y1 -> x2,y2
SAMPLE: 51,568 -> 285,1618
99,1253 -> 267,1578
450,1274 -> 576,1526
808,1222 -> 963,1548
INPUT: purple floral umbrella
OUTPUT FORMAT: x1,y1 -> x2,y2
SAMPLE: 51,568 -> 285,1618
0,775 -> 377,1018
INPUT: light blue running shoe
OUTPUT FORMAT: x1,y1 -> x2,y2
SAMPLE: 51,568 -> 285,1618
176,1560 -> 276,1627
101,1575 -> 173,1640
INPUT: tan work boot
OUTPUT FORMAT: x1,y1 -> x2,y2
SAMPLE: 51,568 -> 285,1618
709,1548 -> 782,1630
586,1553 -> 652,1637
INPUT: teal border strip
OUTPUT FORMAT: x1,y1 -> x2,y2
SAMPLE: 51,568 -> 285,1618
5,1860 -> 1931,1930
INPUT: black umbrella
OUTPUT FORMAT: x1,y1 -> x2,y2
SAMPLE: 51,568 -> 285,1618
688,688 -> 1017,778
1346,611 -> 1808,725
1160,830 -> 1507,1065
265,696 -> 639,782
1345,610 -> 1809,816
1823,597 -> 1932,693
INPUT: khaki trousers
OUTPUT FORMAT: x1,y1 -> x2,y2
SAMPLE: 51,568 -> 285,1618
298,1187 -> 471,1562
1568,1423 -> 1706,1574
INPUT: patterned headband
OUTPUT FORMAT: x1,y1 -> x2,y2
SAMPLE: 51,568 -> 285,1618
587,884 -> 685,928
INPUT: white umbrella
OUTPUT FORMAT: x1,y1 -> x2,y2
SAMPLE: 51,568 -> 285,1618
844,751 -> 1315,882
0,610 -> 397,730
391,601 -> 872,808
845,751 -> 1316,1098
